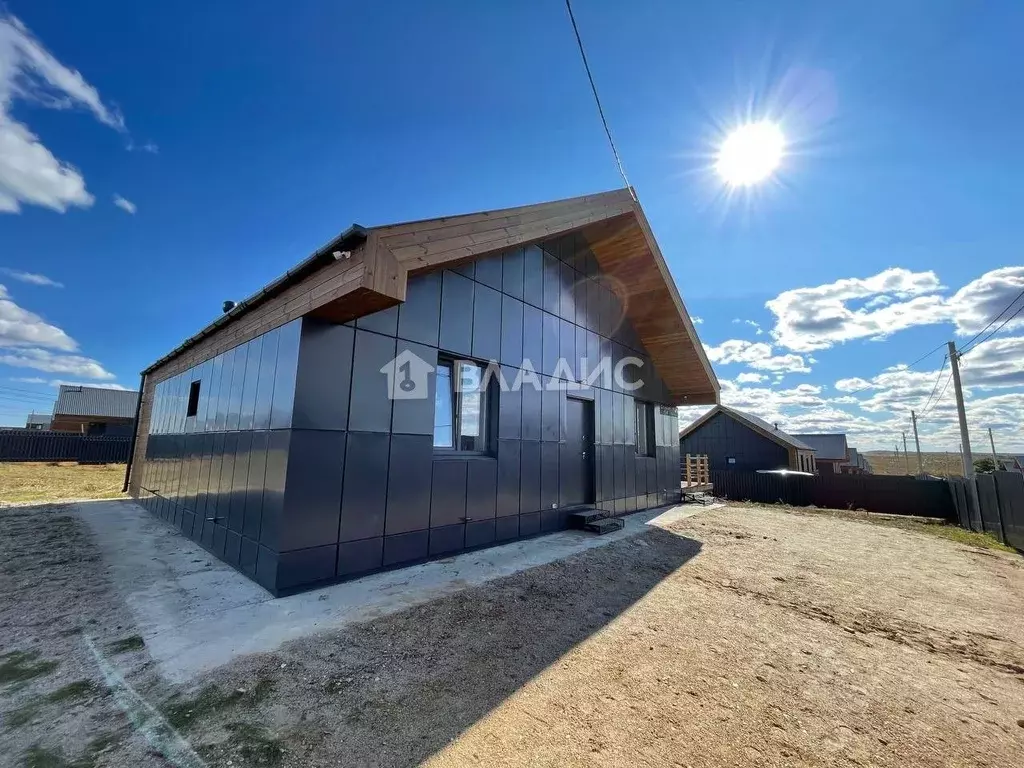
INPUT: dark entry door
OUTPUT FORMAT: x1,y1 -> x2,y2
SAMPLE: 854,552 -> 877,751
563,397 -> 595,505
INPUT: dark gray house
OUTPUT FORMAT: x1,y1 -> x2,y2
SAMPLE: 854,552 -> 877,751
679,405 -> 816,473
126,189 -> 719,595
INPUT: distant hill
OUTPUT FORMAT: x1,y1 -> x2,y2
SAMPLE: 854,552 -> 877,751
864,450 -> 967,478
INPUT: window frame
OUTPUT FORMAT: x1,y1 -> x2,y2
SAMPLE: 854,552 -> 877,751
186,380 -> 201,418
432,356 -> 496,456
634,399 -> 656,458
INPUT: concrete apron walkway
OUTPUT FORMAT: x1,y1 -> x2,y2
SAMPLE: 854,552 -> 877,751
77,499 -> 720,683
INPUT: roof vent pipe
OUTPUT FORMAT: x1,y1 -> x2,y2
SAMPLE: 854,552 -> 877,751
222,300 -> 237,314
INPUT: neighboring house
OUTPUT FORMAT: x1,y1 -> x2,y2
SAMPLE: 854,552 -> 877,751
127,189 -> 719,595
25,413 -> 51,430
793,433 -> 849,475
679,405 -> 816,473
843,447 -> 869,475
997,456 -> 1024,473
858,452 -> 873,474
51,385 -> 139,436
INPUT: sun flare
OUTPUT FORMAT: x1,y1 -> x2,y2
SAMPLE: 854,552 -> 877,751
716,121 -> 785,187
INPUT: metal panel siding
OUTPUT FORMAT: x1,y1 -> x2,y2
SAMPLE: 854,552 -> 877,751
502,246 -> 525,300
385,434 -> 433,535
475,252 -> 503,290
540,441 -> 559,509
338,538 -> 384,577
496,439 -> 521,517
521,380 -> 542,442
356,304 -> 399,336
348,329 -> 396,434
439,270 -> 474,356
519,440 -> 542,513
269,320 -> 301,430
243,430 -> 269,540
397,272 -> 441,347
542,251 -> 561,316
471,283 -> 502,361
339,431 -> 389,542
238,335 -> 262,431
500,295 -> 525,367
541,311 -> 560,376
228,431 -> 253,533
430,460 -> 467,527
523,245 -> 544,308
466,458 -> 498,521
281,429 -> 346,551
498,370 -> 522,440
293,320 -> 353,431
383,530 -> 429,567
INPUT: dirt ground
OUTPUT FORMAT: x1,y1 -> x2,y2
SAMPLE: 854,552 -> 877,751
0,463 -> 125,504
2,501 -> 1023,768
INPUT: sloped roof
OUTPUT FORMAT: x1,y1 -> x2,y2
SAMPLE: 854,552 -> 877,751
53,385 -> 138,419
793,433 -> 849,461
679,405 -> 815,452
847,447 -> 860,466
142,188 -> 719,406
26,414 -> 51,426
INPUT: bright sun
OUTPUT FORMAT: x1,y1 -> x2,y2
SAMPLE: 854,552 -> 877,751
716,121 -> 785,187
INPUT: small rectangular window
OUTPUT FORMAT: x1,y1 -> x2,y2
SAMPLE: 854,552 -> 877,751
186,380 -> 201,418
433,358 -> 492,453
634,400 -> 656,457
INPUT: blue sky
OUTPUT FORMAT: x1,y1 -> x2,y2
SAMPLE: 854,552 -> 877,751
1,1 -> 1022,451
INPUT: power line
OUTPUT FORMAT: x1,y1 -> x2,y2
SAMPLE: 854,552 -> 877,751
959,286 -> 1024,353
564,0 -> 634,198
921,372 -> 954,418
919,354 -> 948,414
839,340 -> 948,397
962,299 -> 1024,356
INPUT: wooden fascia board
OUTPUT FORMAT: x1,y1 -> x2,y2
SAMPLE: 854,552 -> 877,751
626,198 -> 719,400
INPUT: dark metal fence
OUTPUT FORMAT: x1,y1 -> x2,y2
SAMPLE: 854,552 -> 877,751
948,472 -> 1024,550
710,469 -> 957,520
0,430 -> 131,464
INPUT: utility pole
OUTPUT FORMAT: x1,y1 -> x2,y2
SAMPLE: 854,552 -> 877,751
948,341 -> 974,478
911,410 -> 924,476
902,431 -> 910,475
989,427 -> 999,469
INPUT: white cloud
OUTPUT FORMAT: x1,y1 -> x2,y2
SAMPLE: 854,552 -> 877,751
704,339 -> 811,374
112,194 -> 136,214
958,335 -> 1024,390
946,267 -> 1024,336
0,268 -> 62,287
0,14 -> 124,214
9,375 -> 44,383
692,316 -> 703,325
127,140 -> 158,154
0,348 -> 114,379
735,372 -> 766,384
48,379 -> 127,390
0,283 -> 76,349
767,268 -> 946,352
765,266 -> 1024,353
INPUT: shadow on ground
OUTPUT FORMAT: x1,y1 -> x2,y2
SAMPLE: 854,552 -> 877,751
179,525 -> 703,767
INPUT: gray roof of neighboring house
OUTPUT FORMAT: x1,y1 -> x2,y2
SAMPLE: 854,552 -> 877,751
680,405 -> 816,452
26,413 -> 50,426
847,447 -> 860,466
792,433 -> 849,461
53,385 -> 138,420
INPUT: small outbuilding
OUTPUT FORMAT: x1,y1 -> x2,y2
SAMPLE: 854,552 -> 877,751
126,189 -> 719,595
793,433 -> 849,475
678,405 -> 816,473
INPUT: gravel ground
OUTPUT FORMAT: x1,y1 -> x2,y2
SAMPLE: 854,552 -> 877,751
2,501 -> 1023,767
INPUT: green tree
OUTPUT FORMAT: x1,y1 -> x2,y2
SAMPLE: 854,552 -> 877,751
973,457 -> 996,474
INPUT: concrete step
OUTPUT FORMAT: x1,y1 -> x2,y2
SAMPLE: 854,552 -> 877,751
584,517 -> 625,535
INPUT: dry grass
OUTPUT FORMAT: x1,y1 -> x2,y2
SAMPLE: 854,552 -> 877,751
0,462 -> 125,504
864,450 -> 966,477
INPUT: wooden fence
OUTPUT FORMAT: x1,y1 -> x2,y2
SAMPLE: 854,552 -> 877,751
948,472 -> 1024,551
0,430 -> 131,464
710,469 -> 957,520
